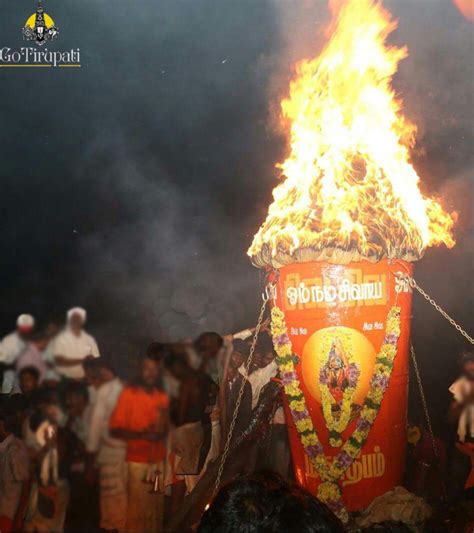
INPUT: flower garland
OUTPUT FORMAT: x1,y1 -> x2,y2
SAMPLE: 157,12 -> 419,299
271,305 -> 401,523
319,341 -> 361,447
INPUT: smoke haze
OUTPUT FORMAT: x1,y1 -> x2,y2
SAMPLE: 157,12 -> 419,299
1,0 -> 472,416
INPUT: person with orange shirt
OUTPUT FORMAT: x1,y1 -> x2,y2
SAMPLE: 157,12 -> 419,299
110,357 -> 169,533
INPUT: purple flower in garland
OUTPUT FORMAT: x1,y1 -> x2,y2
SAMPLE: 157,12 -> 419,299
335,450 -> 353,470
356,417 -> 371,433
291,409 -> 309,422
371,373 -> 389,390
274,334 -> 291,346
281,371 -> 298,385
346,363 -> 360,388
305,443 -> 324,458
384,333 -> 398,345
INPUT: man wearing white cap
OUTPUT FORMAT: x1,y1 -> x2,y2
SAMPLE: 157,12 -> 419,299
54,307 -> 100,380
0,314 -> 35,393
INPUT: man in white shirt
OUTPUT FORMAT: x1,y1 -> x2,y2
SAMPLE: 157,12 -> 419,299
83,358 -> 127,531
54,307 -> 100,380
0,314 -> 35,393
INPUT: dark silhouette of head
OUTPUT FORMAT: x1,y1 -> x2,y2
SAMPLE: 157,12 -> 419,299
19,365 -> 40,395
460,350 -> 474,380
198,472 -> 346,533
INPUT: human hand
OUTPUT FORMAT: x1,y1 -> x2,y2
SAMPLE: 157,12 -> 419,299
260,317 -> 271,333
210,406 -> 221,422
44,425 -> 57,449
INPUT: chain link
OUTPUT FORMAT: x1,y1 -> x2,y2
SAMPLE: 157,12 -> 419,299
410,344 -> 447,500
398,272 -> 474,345
212,284 -> 273,498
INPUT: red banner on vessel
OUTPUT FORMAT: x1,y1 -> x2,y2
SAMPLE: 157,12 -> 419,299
275,259 -> 413,511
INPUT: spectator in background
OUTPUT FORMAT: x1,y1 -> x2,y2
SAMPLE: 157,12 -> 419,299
42,321 -> 62,387
268,394 -> 291,479
0,402 -> 30,533
83,358 -> 126,532
16,330 -> 49,385
23,389 -> 70,533
239,332 -> 278,410
0,314 -> 35,394
165,350 -> 219,494
18,366 -> 41,403
64,381 -> 91,444
63,381 -> 100,532
147,342 -> 180,398
447,350 -> 474,502
54,308 -> 100,381
194,332 -> 224,384
110,357 -> 169,533
146,342 -> 171,363
222,339 -> 252,443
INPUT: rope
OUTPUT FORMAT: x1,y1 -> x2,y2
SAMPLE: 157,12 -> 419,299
410,344 -> 447,500
212,284 -> 273,498
397,272 -> 474,345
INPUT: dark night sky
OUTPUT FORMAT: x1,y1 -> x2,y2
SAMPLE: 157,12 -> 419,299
1,1 -> 472,420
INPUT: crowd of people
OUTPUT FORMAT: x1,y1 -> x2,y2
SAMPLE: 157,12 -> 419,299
2,307 -> 472,532
0,307 -> 297,533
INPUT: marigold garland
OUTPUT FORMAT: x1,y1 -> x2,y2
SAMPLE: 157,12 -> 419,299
271,305 -> 401,523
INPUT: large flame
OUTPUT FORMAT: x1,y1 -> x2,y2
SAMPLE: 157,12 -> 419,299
249,0 -> 456,268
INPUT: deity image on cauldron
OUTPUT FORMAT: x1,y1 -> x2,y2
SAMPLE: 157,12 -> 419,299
319,336 -> 361,438
325,339 -> 351,402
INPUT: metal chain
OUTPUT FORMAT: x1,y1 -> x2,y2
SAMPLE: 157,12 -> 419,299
410,344 -> 447,499
212,284 -> 273,498
398,272 -> 474,345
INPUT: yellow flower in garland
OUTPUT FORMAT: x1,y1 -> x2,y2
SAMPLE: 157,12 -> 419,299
360,406 -> 378,423
374,364 -> 390,377
278,345 -> 293,357
296,418 -> 313,433
301,433 -> 318,446
279,361 -> 294,372
345,442 -> 360,456
381,344 -> 397,359
289,399 -> 306,412
315,454 -> 328,468
318,481 -> 341,501
284,383 -> 302,397
370,388 -> 384,404
386,316 -> 401,332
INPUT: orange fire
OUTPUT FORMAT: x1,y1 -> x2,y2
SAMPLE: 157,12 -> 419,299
249,0 -> 456,268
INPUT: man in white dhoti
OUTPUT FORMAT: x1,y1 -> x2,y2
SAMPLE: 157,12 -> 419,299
83,358 -> 127,532
0,314 -> 35,393
54,308 -> 100,380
